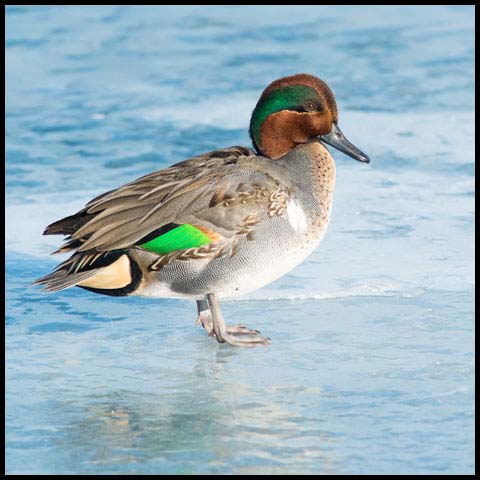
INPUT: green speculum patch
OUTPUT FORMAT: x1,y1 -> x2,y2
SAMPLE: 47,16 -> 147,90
249,84 -> 320,150
140,224 -> 212,255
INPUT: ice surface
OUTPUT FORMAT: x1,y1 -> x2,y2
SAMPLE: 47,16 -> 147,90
6,5 -> 474,475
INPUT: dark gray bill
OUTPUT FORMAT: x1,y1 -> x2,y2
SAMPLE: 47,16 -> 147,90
319,123 -> 370,163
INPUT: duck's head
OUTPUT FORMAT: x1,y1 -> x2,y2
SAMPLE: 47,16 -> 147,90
249,73 -> 369,163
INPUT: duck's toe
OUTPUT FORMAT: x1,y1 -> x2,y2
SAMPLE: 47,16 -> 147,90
226,324 -> 261,336
218,331 -> 271,347
196,308 -> 215,337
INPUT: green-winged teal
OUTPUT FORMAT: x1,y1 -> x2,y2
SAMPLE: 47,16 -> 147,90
35,73 -> 370,347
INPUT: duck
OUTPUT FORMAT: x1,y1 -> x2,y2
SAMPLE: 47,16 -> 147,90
35,73 -> 370,347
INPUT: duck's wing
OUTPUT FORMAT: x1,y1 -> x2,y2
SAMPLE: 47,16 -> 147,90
43,145 -> 289,258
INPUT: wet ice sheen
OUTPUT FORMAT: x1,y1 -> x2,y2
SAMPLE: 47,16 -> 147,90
6,5 -> 474,475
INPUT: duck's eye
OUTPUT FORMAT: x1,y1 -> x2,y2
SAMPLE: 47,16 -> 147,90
305,102 -> 316,111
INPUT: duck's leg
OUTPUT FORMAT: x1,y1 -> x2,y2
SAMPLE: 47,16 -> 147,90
196,299 -> 263,338
205,293 -> 270,347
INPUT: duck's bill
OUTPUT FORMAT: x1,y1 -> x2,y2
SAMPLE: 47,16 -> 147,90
319,123 -> 370,163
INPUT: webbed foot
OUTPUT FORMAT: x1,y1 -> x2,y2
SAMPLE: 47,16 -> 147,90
198,295 -> 270,347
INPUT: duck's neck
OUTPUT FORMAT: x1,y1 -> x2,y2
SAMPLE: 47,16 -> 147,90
308,142 -> 336,221
266,141 -> 336,221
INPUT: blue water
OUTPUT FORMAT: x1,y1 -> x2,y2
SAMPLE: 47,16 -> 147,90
5,5 -> 474,475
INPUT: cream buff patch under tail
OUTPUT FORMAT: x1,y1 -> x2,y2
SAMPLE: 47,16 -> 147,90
77,254 -> 132,290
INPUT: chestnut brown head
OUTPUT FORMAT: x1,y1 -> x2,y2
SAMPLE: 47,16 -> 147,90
249,73 -> 369,163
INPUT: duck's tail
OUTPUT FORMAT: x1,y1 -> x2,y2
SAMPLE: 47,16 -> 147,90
33,250 -> 140,297
33,268 -> 101,292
